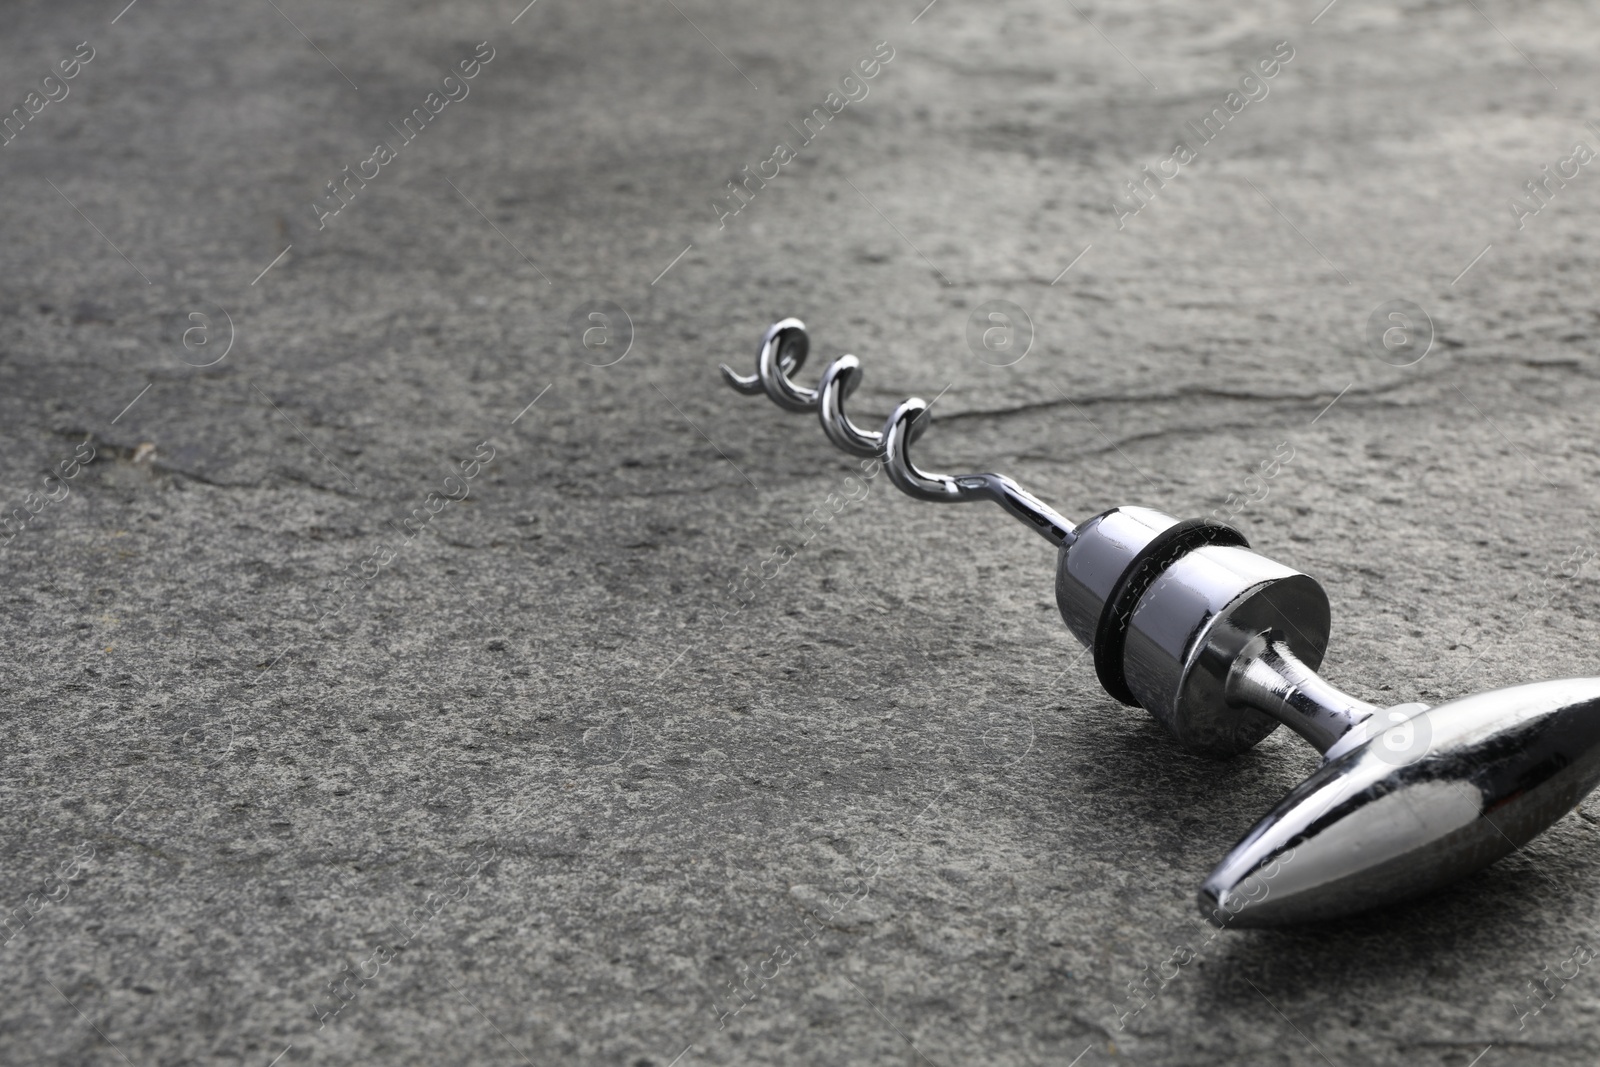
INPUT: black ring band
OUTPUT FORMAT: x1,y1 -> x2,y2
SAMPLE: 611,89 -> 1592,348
1092,517 -> 1250,706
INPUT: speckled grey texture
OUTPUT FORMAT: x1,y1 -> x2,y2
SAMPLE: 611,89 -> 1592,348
4,0 -> 1600,1064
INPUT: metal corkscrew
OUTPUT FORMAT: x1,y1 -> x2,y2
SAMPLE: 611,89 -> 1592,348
723,317 -> 1600,928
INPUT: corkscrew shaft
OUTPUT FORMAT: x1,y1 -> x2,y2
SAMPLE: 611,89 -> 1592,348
720,318 -> 1076,547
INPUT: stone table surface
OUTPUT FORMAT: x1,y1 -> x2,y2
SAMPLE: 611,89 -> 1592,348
3,0 -> 1600,1064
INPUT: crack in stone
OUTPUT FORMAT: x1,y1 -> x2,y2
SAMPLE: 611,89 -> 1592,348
934,376 -> 1430,425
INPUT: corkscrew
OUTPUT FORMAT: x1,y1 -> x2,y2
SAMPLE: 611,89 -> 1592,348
723,317 -> 1600,928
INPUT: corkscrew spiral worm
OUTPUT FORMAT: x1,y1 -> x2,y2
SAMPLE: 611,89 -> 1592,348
720,318 -> 1077,548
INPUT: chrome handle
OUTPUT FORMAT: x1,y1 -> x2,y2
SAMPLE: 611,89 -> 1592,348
1204,677 -> 1600,927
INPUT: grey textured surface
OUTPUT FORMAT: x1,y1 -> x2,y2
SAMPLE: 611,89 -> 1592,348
4,0 -> 1600,1064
